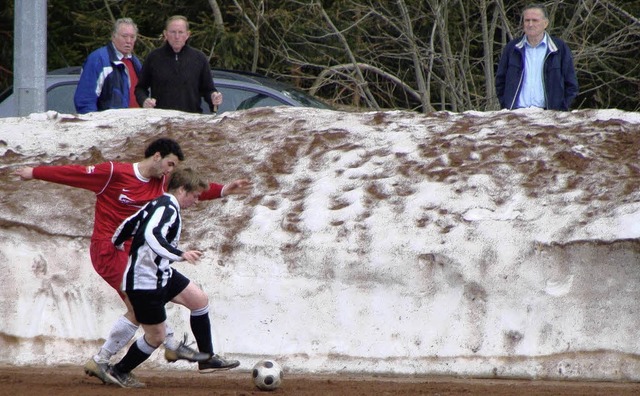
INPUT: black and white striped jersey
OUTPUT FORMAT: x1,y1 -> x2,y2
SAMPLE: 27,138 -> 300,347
112,193 -> 184,291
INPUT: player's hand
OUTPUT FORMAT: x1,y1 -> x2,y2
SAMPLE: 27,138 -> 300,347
14,167 -> 34,180
211,91 -> 223,106
222,179 -> 253,196
143,98 -> 157,108
182,250 -> 203,264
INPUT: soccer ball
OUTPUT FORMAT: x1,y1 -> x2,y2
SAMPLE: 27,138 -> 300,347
252,359 -> 283,391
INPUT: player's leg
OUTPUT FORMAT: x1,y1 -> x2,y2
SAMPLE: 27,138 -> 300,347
162,271 -> 212,363
105,291 -> 166,388
95,295 -> 138,362
84,241 -> 141,384
84,241 -> 178,384
169,271 -> 240,373
105,330 -> 159,388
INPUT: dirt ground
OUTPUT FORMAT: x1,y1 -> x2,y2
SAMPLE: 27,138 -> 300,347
0,366 -> 639,396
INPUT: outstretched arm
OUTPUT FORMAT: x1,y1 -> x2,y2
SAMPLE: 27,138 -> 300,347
13,162 -> 113,193
221,179 -> 252,196
14,167 -> 34,180
199,179 -> 253,201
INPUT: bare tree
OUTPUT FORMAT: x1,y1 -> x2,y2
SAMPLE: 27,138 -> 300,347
315,2 -> 380,110
396,0 -> 431,112
201,0 -> 639,111
230,0 -> 264,73
4,0 -> 637,111
207,0 -> 224,28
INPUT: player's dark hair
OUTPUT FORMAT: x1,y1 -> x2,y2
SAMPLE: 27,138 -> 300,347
168,167 -> 209,192
144,138 -> 184,161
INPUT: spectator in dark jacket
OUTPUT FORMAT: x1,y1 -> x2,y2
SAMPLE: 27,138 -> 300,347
495,4 -> 578,111
74,18 -> 142,114
135,15 -> 222,113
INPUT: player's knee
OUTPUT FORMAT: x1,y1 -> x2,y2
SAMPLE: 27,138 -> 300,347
191,297 -> 209,311
191,286 -> 209,308
124,310 -> 139,325
198,289 -> 209,305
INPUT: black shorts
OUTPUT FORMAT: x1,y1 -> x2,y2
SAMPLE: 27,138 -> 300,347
126,270 -> 190,325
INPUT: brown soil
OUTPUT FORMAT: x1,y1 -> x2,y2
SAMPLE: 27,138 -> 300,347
0,366 -> 639,396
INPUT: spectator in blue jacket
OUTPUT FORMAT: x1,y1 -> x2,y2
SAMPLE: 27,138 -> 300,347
495,4 -> 578,111
74,18 -> 142,114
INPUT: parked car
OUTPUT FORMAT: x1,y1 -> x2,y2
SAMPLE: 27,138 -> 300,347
0,67 -> 332,117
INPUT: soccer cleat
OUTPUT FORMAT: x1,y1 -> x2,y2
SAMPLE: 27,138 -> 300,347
122,372 -> 146,388
198,354 -> 241,373
165,336 -> 212,363
83,358 -> 111,384
104,366 -> 146,388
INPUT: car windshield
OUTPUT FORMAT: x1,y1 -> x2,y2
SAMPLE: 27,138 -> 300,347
279,88 -> 332,109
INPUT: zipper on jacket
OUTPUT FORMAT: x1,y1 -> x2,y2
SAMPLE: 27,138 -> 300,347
511,43 -> 552,110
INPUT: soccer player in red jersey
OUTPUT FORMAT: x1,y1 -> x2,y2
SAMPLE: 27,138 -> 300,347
15,138 -> 251,387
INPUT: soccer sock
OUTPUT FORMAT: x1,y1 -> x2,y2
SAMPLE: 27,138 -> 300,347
115,336 -> 157,374
163,323 -> 179,350
95,315 -> 139,363
190,305 -> 214,355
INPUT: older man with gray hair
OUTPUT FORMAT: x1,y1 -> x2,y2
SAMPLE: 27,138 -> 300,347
74,18 -> 142,114
495,4 -> 578,111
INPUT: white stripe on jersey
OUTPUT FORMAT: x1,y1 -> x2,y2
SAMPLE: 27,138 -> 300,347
118,193 -> 184,291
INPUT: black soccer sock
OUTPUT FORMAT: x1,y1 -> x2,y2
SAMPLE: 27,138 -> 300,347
115,336 -> 156,373
190,306 -> 214,355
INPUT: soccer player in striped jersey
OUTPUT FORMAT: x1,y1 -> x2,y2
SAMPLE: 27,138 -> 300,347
14,138 -> 251,387
105,167 -> 239,388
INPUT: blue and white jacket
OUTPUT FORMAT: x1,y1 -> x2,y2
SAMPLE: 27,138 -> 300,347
495,34 -> 578,111
74,42 -> 142,114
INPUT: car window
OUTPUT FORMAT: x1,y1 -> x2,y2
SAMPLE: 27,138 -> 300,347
237,93 -> 284,110
212,86 -> 288,114
280,89 -> 332,109
47,83 -> 77,114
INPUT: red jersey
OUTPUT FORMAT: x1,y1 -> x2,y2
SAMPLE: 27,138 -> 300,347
33,162 -> 224,241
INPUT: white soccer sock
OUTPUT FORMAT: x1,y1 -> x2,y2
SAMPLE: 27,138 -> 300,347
163,323 -> 180,350
93,315 -> 139,363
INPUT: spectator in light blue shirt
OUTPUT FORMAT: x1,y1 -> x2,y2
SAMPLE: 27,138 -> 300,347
517,34 -> 547,108
495,4 -> 578,111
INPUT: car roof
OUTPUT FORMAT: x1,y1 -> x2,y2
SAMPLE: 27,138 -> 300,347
48,66 -> 82,75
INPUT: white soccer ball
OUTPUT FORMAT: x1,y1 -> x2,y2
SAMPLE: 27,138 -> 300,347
252,359 -> 283,391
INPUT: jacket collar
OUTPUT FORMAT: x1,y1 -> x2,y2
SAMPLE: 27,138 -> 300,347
107,42 -> 127,65
163,41 -> 189,55
515,32 -> 558,53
